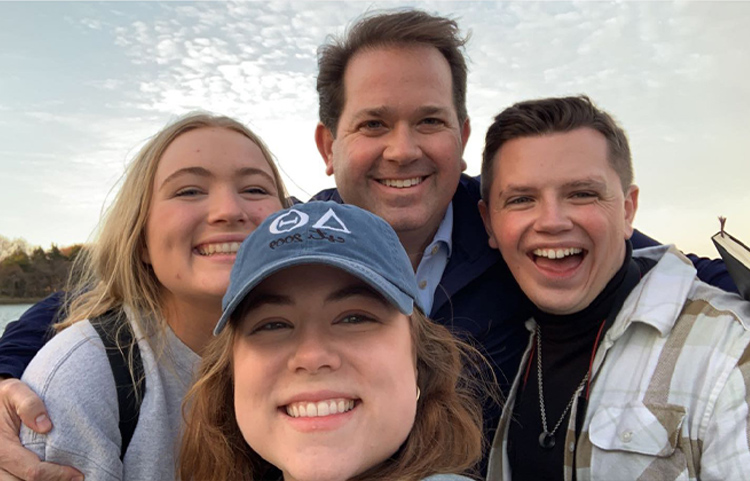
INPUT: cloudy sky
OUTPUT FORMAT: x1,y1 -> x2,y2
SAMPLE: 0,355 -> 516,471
1,0 -> 748,257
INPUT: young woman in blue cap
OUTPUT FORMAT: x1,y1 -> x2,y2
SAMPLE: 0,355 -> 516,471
179,201 -> 485,481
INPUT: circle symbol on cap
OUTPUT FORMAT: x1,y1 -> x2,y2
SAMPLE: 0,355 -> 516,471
270,209 -> 309,234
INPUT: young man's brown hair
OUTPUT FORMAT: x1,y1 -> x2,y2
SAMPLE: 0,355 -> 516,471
480,95 -> 633,202
316,9 -> 470,135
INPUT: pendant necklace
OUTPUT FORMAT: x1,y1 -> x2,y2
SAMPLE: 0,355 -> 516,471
536,325 -> 589,450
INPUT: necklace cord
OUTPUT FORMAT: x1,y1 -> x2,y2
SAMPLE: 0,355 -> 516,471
585,318 -> 608,399
522,339 -> 536,389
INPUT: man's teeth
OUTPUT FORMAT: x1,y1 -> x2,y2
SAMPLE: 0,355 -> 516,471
533,247 -> 583,259
197,242 -> 241,256
286,398 -> 355,418
380,177 -> 423,188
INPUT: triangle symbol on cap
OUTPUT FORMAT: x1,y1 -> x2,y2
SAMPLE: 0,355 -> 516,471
312,208 -> 351,233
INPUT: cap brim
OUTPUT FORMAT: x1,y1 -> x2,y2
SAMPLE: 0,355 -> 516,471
214,254 -> 414,335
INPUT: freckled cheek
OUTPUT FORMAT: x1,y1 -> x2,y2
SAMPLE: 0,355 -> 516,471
247,201 -> 282,226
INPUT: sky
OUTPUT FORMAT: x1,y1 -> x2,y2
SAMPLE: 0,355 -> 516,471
1,0 -> 748,258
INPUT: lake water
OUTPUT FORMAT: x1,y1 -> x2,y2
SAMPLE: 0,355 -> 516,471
0,304 -> 33,336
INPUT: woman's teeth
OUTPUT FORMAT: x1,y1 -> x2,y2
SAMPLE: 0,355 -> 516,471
379,177 -> 423,188
285,399 -> 355,418
197,242 -> 241,256
533,247 -> 583,259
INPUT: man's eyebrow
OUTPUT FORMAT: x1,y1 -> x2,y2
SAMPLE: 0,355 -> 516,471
498,177 -> 609,197
415,105 -> 451,117
349,105 -> 451,123
561,178 -> 608,190
350,106 -> 391,123
497,184 -> 536,198
325,283 -> 390,306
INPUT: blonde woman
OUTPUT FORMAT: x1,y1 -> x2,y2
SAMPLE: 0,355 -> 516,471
20,113 -> 288,480
179,202 -> 485,481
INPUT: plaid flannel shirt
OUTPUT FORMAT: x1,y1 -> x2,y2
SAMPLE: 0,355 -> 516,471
488,245 -> 750,481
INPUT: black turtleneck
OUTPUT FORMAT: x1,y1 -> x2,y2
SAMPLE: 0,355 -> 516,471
507,241 -> 655,481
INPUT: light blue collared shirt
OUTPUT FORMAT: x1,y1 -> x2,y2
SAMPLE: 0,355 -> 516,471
414,202 -> 453,315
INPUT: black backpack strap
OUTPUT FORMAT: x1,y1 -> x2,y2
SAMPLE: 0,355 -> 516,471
91,310 -> 146,460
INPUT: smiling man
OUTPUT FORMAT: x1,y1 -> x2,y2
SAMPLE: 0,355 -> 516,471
311,12 -> 534,459
316,41 -> 470,266
479,96 -> 750,481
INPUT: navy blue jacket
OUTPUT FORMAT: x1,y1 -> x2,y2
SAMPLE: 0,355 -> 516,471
0,292 -> 64,378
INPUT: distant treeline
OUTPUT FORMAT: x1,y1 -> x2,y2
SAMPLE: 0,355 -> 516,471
0,245 -> 83,302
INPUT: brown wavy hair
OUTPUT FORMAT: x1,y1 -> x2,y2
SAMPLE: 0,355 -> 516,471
178,308 -> 486,480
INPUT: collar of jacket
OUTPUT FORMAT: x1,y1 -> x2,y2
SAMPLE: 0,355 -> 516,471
430,175 -> 504,316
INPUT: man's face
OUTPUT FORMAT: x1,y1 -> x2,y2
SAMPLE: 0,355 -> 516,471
316,45 -> 470,247
479,128 -> 638,315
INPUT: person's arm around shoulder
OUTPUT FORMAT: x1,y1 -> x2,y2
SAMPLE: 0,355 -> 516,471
630,230 -> 737,293
19,321 -> 123,481
0,376 -> 82,481
0,293 -> 66,379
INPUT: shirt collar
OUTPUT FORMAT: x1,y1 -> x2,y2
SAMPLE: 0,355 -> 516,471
524,245 -> 691,339
608,245 -> 694,339
432,202 -> 454,257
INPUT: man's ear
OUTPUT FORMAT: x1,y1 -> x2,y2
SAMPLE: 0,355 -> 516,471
461,117 -> 471,147
459,118 -> 471,171
478,199 -> 499,250
315,122 -> 336,177
623,184 -> 639,238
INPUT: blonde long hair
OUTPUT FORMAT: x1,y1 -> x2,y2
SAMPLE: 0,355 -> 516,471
58,113 -> 289,353
178,308 -> 485,481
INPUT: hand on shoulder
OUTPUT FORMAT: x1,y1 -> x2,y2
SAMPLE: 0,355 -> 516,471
0,376 -> 82,481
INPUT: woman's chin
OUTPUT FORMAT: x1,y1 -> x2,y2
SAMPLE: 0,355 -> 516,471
279,462 -> 367,481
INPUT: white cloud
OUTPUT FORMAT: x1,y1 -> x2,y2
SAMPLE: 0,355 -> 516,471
80,17 -> 102,30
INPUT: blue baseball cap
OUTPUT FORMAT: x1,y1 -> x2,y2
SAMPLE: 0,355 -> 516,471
214,201 -> 422,334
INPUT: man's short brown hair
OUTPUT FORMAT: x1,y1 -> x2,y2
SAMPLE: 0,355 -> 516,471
480,95 -> 633,203
317,9 -> 469,135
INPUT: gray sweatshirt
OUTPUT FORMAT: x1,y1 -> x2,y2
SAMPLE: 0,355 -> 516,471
21,318 -> 199,481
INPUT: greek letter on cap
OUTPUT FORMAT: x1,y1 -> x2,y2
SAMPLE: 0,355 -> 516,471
312,208 -> 351,233
269,209 -> 309,234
